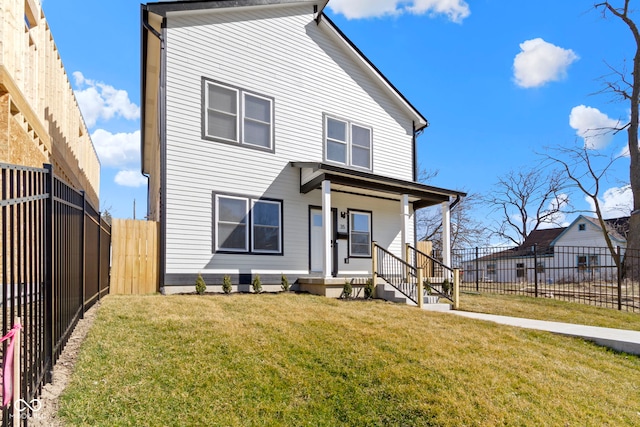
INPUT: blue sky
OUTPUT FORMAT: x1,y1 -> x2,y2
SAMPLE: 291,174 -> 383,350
43,0 -> 635,234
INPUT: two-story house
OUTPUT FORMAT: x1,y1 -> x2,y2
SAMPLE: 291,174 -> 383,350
141,0 -> 465,295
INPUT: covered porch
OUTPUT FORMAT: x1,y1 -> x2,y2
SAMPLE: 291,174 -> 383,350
290,162 -> 465,284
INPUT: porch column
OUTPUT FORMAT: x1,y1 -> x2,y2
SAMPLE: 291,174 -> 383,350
322,180 -> 332,278
400,194 -> 409,261
441,201 -> 452,276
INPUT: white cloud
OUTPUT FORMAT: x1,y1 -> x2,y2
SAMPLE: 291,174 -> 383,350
585,185 -> 632,219
569,105 -> 620,150
91,129 -> 141,168
513,38 -> 578,88
114,170 -> 147,188
328,0 -> 470,22
73,71 -> 140,128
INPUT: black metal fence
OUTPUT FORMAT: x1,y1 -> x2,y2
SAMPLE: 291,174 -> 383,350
0,163 -> 111,425
450,245 -> 640,312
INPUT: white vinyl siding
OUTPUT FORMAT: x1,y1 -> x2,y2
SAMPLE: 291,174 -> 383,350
162,5 -> 417,276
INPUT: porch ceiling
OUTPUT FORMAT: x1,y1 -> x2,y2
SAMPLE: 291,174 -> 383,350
290,162 -> 466,209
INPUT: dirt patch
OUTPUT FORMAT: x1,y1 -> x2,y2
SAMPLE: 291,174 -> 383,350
29,301 -> 101,426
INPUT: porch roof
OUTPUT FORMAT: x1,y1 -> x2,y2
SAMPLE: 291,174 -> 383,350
290,162 -> 466,209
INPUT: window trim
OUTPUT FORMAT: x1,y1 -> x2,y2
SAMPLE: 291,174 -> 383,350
202,78 -> 275,153
577,254 -> 599,272
215,195 -> 249,252
348,209 -> 372,258
323,114 -> 373,171
250,199 -> 283,254
213,192 -> 283,256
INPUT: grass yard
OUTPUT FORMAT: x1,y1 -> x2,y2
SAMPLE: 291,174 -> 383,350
59,293 -> 640,426
459,292 -> 640,330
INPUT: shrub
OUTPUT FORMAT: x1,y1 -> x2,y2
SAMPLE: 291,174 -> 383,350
222,274 -> 232,294
442,279 -> 451,296
281,273 -> 290,292
342,280 -> 352,299
195,273 -> 206,295
252,274 -> 263,294
364,279 -> 374,299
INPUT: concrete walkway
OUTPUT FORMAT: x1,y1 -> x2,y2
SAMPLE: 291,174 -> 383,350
448,311 -> 640,356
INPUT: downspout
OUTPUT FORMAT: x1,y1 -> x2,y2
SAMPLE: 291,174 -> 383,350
141,7 -> 168,289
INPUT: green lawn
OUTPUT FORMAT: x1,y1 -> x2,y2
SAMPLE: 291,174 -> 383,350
459,292 -> 640,330
59,293 -> 640,426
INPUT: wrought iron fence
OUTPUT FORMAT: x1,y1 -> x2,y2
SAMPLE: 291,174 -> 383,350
0,163 -> 111,425
450,245 -> 640,312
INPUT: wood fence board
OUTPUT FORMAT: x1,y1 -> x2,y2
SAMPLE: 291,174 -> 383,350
110,219 -> 159,295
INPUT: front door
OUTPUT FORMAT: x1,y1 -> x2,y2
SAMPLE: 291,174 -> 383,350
310,207 -> 338,276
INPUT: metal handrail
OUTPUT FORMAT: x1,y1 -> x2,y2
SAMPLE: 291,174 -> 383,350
408,245 -> 455,303
375,245 -> 418,304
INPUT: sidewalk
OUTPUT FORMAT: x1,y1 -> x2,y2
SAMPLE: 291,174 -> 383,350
448,311 -> 640,356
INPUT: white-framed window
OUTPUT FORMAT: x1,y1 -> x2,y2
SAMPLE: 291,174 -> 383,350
325,116 -> 372,170
487,264 -> 496,275
214,194 -> 282,254
215,195 -> 249,252
251,199 -> 282,253
578,223 -> 586,231
203,79 -> 274,151
349,210 -> 371,257
577,255 -> 599,272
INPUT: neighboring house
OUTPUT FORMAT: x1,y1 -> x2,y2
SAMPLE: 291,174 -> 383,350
463,215 -> 629,284
0,0 -> 100,206
141,0 -> 465,294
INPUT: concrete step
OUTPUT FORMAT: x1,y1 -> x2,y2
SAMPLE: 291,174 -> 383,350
378,283 -> 452,311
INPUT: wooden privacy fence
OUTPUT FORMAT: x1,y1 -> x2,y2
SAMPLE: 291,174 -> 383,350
110,219 -> 159,294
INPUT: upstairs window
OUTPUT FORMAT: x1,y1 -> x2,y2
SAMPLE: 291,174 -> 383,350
578,223 -> 586,231
325,116 -> 372,170
203,79 -> 274,151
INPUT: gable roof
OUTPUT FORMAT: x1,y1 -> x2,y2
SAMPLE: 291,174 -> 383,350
520,227 -> 565,250
550,215 -> 628,246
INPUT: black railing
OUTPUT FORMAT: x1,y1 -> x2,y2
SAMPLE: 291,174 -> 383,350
407,245 -> 454,303
375,244 -> 418,303
452,245 -> 640,312
1,163 -> 110,425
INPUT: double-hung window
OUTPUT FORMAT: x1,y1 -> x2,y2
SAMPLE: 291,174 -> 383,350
349,210 -> 372,257
203,79 -> 274,151
577,254 -> 599,272
215,194 -> 282,254
325,116 -> 372,170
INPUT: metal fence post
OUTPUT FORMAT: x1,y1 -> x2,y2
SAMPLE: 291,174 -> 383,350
372,242 -> 378,297
81,191 -> 86,319
617,246 -> 622,311
533,244 -> 538,298
475,247 -> 479,292
43,164 -> 54,384
417,267 -> 424,309
453,268 -> 460,310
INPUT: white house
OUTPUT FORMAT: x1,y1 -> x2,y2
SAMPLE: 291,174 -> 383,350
141,0 -> 465,294
463,215 -> 629,285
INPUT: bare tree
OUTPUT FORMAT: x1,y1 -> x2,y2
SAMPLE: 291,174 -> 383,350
417,193 -> 488,251
545,146 -> 625,268
594,1 -> 640,269
483,167 -> 571,245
